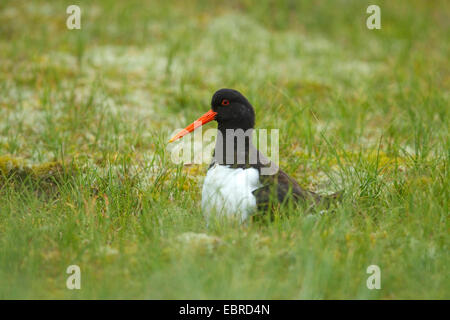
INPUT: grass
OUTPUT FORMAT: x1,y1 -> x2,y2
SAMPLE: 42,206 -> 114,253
0,0 -> 448,299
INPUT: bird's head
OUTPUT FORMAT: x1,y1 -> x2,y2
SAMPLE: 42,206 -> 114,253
169,88 -> 255,143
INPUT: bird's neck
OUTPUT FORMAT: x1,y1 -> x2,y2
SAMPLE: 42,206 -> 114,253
213,127 -> 256,168
211,126 -> 278,175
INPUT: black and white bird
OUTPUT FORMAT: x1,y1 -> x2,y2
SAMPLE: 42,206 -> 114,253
169,88 -> 340,222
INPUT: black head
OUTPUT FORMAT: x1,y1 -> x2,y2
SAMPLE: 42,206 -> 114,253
211,88 -> 255,131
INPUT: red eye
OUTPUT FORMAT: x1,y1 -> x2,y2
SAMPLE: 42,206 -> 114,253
221,99 -> 230,106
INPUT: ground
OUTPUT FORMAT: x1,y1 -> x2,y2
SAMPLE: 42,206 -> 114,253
0,0 -> 448,299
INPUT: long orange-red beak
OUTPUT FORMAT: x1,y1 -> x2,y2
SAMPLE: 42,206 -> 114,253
168,110 -> 217,143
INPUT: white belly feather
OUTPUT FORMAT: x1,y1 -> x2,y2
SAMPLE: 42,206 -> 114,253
201,164 -> 263,222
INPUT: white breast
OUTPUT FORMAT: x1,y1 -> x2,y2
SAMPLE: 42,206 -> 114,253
201,164 -> 262,223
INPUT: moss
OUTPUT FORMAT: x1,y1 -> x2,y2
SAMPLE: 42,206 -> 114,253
31,161 -> 65,182
0,155 -> 72,190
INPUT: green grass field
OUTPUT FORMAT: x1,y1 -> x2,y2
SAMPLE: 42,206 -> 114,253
0,0 -> 448,299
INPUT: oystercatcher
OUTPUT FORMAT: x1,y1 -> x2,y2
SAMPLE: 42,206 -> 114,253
169,88 -> 340,222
